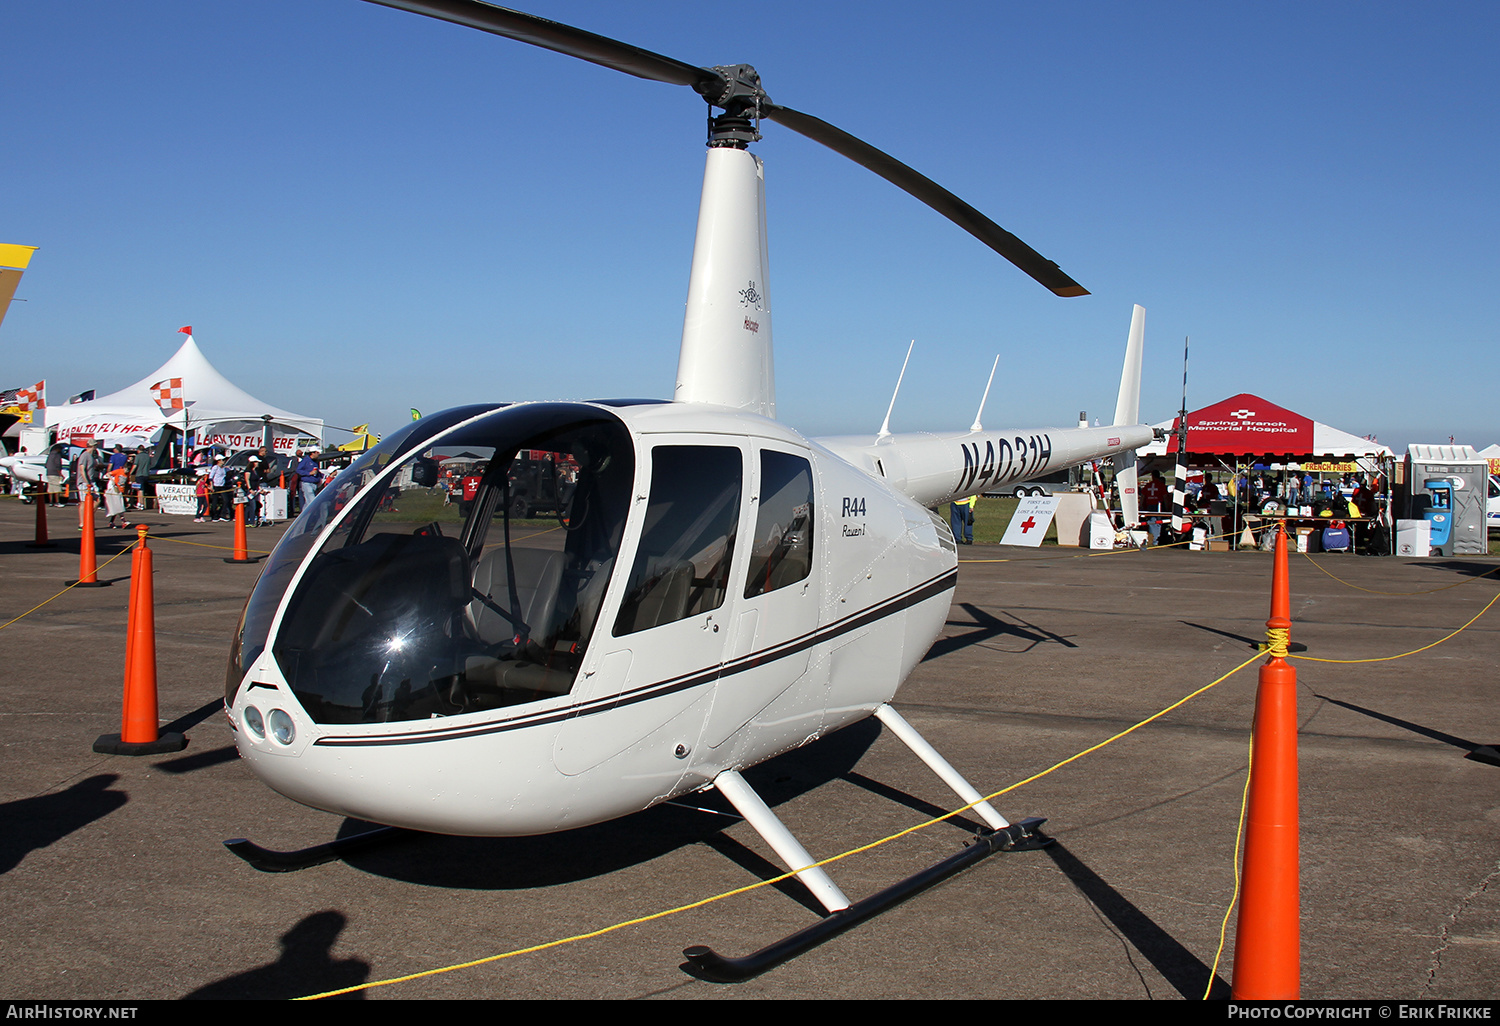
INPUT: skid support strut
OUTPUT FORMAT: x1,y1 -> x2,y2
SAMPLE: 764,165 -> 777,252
873,703 -> 1010,830
684,710 -> 1050,981
712,769 -> 850,913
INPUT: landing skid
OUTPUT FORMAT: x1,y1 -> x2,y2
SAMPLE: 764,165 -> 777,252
683,817 -> 1050,982
223,825 -> 412,872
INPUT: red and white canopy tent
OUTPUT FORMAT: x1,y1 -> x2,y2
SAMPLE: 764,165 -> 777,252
46,328 -> 322,454
1139,393 -> 1392,465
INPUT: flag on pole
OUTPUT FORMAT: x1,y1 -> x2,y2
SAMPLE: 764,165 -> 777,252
150,378 -> 185,411
0,380 -> 45,412
178,325 -> 193,335
68,389 -> 96,405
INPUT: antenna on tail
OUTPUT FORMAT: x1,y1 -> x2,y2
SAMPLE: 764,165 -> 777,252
876,341 -> 915,443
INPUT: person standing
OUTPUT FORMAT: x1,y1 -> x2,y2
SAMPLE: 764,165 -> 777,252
950,493 -> 977,545
210,454 -> 229,521
104,464 -> 130,529
245,455 -> 265,526
296,449 -> 321,511
132,445 -> 152,510
45,443 -> 65,506
194,469 -> 211,523
76,441 -> 103,528
1142,469 -> 1168,512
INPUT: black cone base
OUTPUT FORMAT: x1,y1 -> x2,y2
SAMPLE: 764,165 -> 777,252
93,732 -> 187,756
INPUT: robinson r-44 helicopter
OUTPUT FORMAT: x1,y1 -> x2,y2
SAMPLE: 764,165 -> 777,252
223,0 -> 1158,979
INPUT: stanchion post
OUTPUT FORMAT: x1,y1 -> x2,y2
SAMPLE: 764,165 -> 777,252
1231,522 -> 1300,999
224,500 -> 257,563
93,526 -> 186,755
71,488 -> 109,587
27,486 -> 55,548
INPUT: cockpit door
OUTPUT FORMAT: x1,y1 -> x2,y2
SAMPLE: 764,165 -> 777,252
554,440 -> 748,779
703,445 -> 822,752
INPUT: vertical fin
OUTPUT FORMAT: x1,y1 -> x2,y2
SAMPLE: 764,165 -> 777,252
1112,305 -> 1145,527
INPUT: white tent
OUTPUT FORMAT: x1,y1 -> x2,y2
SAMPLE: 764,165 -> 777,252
48,330 -> 322,452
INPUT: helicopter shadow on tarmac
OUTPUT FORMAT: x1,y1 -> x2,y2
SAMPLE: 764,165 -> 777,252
1313,692 -> 1500,768
330,718 -> 886,913
924,602 -> 1079,660
1409,558 -> 1500,580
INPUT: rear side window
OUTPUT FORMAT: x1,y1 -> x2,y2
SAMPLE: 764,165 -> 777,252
745,450 -> 814,598
614,446 -> 742,635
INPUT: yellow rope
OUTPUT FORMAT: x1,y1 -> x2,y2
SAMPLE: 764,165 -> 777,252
1291,586 -> 1500,664
298,649 -> 1264,999
0,546 -> 134,632
959,524 -> 1238,564
1298,550 -> 1500,595
1205,733 -> 1254,1000
152,534 -> 273,555
1264,627 -> 1290,660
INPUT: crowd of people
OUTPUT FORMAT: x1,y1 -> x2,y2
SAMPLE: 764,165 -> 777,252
1131,466 -> 1388,552
0,440 -> 156,530
188,445 -> 326,525
0,439 -> 332,530
936,464 -> 1390,553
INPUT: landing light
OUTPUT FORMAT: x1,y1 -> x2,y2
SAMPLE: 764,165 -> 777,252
243,706 -> 265,739
268,709 -> 295,746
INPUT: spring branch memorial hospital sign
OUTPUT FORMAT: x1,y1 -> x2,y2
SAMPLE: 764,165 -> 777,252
1164,394 -> 1314,456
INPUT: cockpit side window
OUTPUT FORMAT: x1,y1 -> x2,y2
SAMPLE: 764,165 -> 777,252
614,445 -> 742,636
745,450 -> 814,598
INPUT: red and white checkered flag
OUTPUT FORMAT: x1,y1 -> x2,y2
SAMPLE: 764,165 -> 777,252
0,380 -> 45,411
150,378 -> 185,411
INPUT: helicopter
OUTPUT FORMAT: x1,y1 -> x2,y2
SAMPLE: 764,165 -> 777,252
222,0 -> 1156,978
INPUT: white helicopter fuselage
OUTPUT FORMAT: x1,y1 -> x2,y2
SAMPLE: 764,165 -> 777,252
230,402 -> 950,834
228,397 -> 1148,836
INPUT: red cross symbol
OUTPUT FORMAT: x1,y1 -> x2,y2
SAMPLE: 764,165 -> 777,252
1020,516 -> 1037,533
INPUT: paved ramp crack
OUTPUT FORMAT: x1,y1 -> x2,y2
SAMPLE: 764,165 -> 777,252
1421,858 -> 1500,997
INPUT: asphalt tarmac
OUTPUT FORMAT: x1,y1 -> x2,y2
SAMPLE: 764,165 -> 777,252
2,497 -> 1497,1001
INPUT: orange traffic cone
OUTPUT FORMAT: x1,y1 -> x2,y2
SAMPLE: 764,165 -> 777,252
1231,523 -> 1300,999
70,490 -> 109,587
93,526 -> 186,755
27,486 -> 55,548
224,500 -> 258,563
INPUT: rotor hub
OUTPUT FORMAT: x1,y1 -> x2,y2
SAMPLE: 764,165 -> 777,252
699,64 -> 768,147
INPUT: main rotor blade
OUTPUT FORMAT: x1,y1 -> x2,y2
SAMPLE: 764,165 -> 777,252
764,104 -> 1088,297
364,0 -> 718,91
363,0 -> 1088,297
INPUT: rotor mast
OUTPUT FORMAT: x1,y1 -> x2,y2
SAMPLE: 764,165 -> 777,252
675,65 -> 777,418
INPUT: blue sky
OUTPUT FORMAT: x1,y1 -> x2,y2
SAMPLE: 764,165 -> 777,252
5,1 -> 1497,449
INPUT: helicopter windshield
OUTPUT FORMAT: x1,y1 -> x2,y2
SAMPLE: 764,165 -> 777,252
226,405 -> 504,707
228,404 -> 634,725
